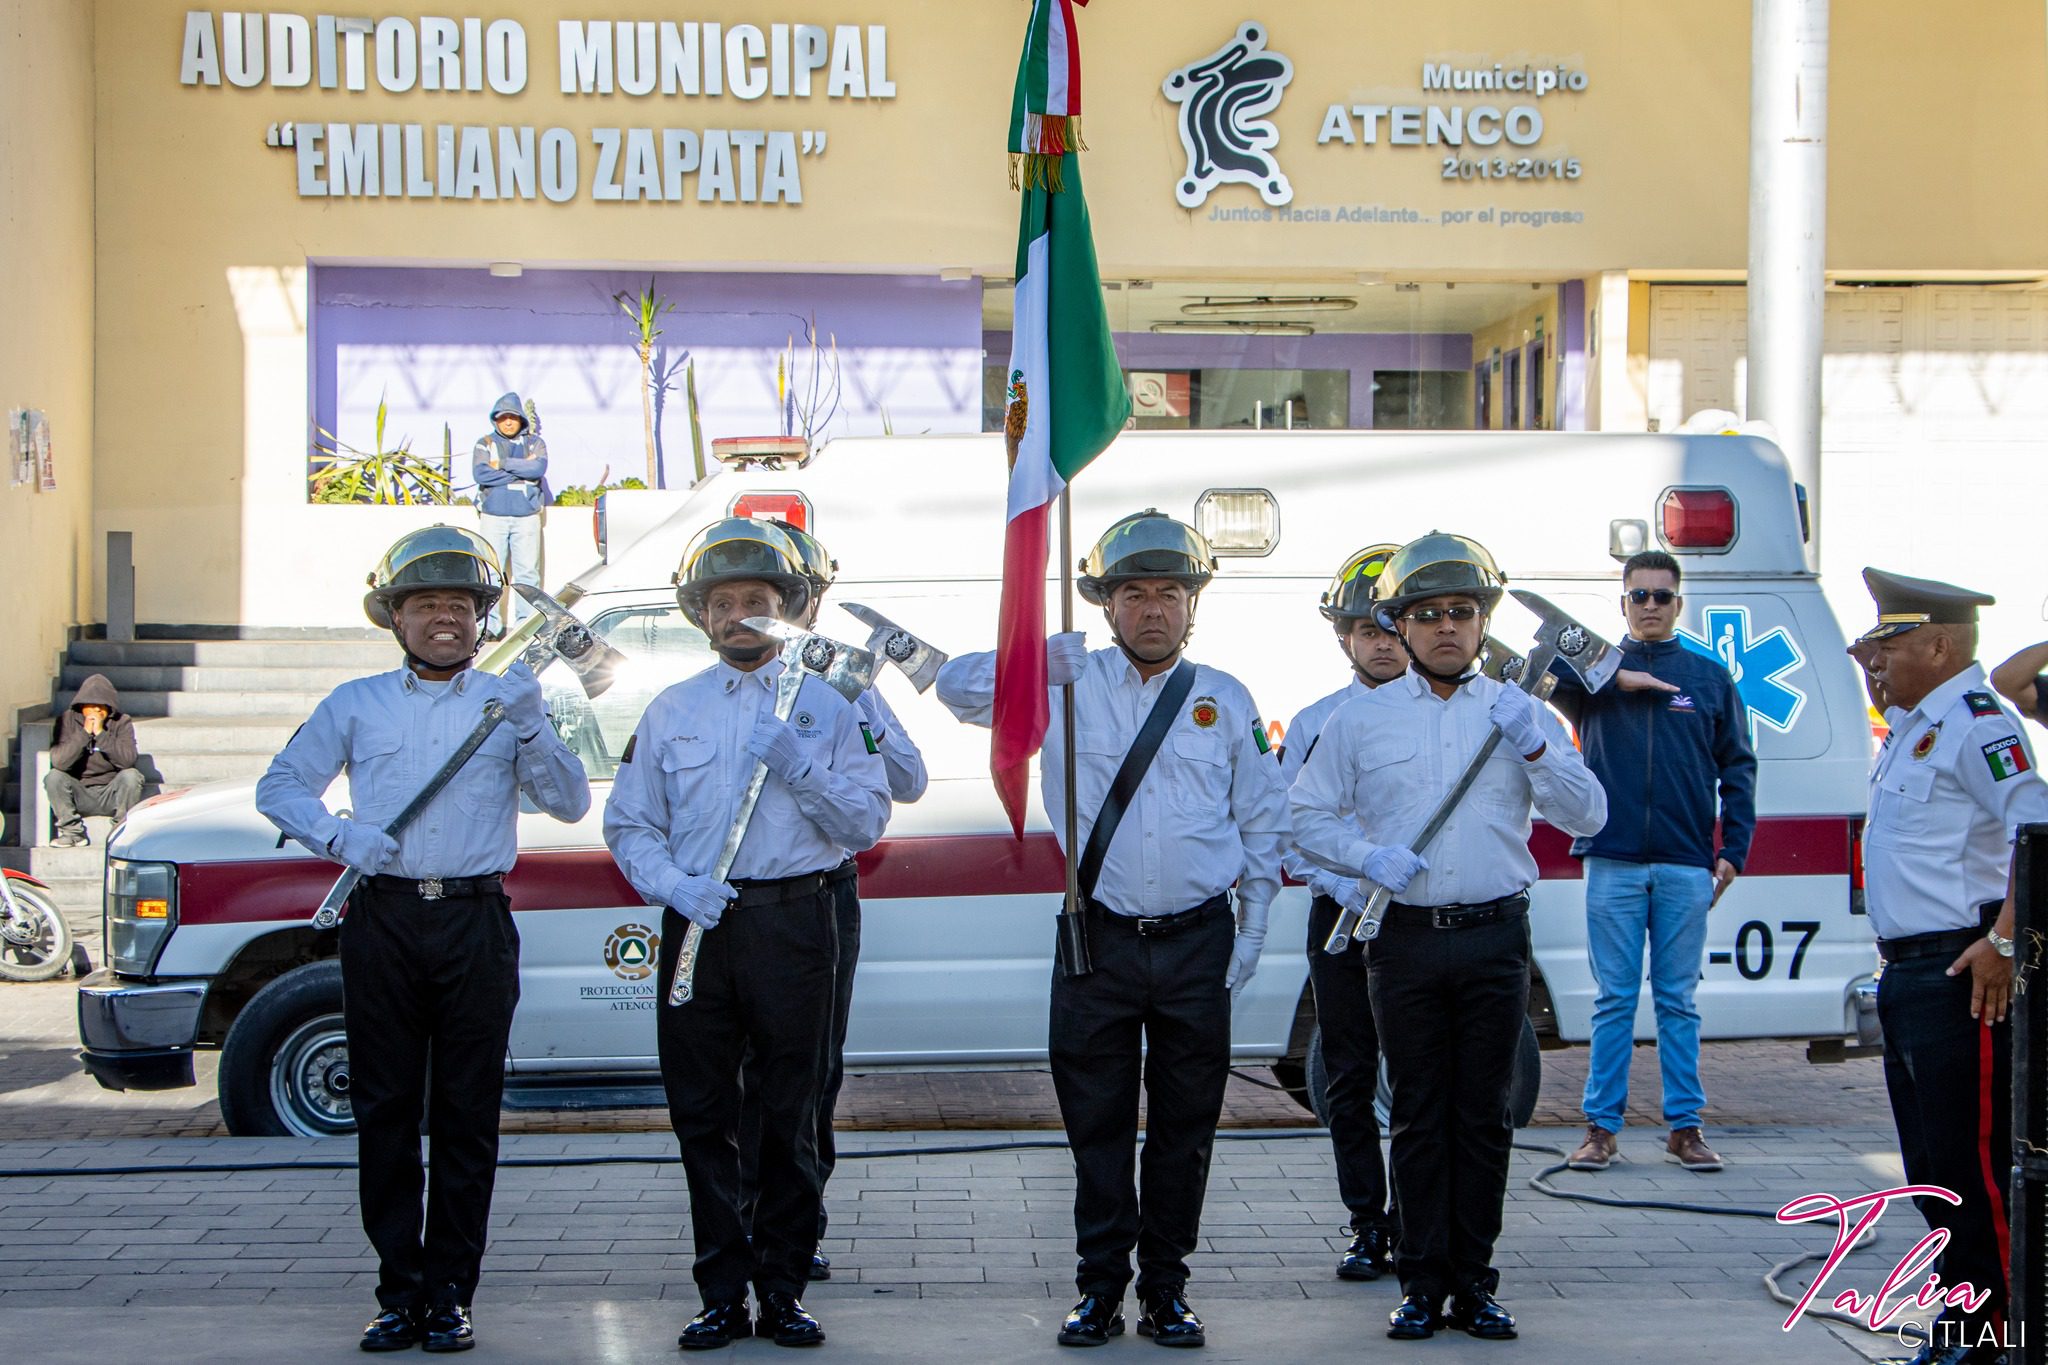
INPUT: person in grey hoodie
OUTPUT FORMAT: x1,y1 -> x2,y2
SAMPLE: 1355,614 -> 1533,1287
470,392 -> 548,638
44,673 -> 143,847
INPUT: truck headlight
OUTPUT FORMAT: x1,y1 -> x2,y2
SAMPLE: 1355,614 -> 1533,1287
106,859 -> 178,975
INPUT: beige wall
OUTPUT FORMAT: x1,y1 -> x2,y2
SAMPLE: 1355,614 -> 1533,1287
79,0 -> 2048,624
1,2 -> 95,748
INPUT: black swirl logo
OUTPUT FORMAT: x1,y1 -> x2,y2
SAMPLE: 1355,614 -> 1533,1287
1163,22 -> 1295,209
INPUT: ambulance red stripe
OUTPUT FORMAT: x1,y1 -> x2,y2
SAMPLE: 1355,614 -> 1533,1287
172,816 -> 1855,926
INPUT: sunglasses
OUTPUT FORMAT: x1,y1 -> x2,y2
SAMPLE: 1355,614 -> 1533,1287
1402,605 -> 1483,624
1625,588 -> 1678,605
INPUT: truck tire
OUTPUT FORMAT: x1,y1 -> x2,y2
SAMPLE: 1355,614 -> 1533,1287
218,960 -> 356,1138
1305,1015 -> 1542,1133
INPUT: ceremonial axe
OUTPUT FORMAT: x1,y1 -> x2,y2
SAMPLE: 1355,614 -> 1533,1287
1321,591 -> 1617,952
839,602 -> 950,693
666,620 -> 879,1007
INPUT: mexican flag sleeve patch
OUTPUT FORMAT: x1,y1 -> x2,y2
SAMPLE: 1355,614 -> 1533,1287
859,721 -> 881,755
1982,735 -> 2030,780
620,734 -> 637,765
1252,720 -> 1271,755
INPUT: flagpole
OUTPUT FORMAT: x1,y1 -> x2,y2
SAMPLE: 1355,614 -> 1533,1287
1056,485 -> 1093,978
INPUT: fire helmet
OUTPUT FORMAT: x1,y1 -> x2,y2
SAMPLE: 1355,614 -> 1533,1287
674,517 -> 813,630
1319,543 -> 1402,625
1374,532 -> 1506,622
363,525 -> 503,629
1077,510 -> 1218,606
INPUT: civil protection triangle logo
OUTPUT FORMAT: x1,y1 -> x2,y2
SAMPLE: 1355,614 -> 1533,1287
1163,22 -> 1294,209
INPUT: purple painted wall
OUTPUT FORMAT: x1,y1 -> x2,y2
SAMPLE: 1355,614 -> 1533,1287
982,330 -> 1474,428
312,267 -> 983,493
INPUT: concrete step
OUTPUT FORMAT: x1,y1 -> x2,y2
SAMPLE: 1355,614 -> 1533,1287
90,623 -> 386,642
126,717 -> 308,755
51,689 -> 329,719
60,663 -> 373,694
69,639 -> 397,669
137,752 -> 281,786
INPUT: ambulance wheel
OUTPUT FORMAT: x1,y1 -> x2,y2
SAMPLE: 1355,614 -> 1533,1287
1304,1016 -> 1542,1131
219,960 -> 355,1138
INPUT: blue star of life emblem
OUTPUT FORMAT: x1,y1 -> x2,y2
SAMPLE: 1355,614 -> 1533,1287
1677,605 -> 1808,737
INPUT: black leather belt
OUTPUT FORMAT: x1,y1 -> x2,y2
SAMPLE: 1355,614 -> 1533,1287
727,868 -> 837,909
1085,892 -> 1230,938
1879,927 -> 1985,963
1390,892 -> 1529,930
826,857 -> 859,887
366,873 -> 503,902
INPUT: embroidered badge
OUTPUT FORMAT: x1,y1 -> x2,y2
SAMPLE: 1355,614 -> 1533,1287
1911,724 -> 1940,760
1983,735 -> 2030,781
795,711 -> 815,730
1668,693 -> 1697,713
1190,696 -> 1219,728
620,734 -> 637,765
1966,690 -> 2002,719
859,721 -> 880,755
1252,719 -> 1271,754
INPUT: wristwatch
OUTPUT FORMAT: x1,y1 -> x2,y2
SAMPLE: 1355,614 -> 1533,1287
1987,928 -> 2016,959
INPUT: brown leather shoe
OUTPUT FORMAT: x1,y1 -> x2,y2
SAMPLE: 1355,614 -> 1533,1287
1566,1125 -> 1617,1171
1666,1127 -> 1724,1172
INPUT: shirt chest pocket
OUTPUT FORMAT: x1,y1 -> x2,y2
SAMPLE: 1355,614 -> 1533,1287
453,725 -> 521,819
1168,730 -> 1231,818
344,729 -> 408,826
660,737 -> 721,830
1352,730 -> 1423,819
1867,763 -> 1944,846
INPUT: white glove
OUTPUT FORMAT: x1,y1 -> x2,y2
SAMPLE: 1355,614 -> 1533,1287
1047,631 -> 1088,687
746,714 -> 813,784
670,871 -> 736,929
328,820 -> 399,876
502,661 -> 550,740
1225,932 -> 1265,999
1489,684 -> 1547,757
1363,845 -> 1429,894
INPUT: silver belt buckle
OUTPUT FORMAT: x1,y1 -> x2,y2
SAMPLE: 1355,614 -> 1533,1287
419,877 -> 445,901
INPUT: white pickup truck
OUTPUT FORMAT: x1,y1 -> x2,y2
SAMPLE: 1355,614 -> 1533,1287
77,430 -> 1880,1136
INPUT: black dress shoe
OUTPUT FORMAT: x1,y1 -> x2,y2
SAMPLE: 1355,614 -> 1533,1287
808,1250 -> 832,1281
1057,1295 -> 1126,1346
1337,1225 -> 1393,1281
756,1292 -> 825,1348
1136,1292 -> 1205,1348
678,1299 -> 753,1350
360,1308 -> 421,1352
418,1304 -> 475,1353
1387,1293 -> 1444,1340
1446,1287 -> 1517,1340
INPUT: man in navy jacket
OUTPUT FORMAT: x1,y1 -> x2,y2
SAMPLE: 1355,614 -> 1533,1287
470,392 -> 548,639
1549,550 -> 1757,1175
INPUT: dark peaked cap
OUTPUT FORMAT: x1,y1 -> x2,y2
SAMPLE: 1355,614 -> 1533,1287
1855,567 -> 1995,644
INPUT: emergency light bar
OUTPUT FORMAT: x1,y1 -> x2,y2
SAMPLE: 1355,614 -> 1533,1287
730,491 -> 812,533
1658,487 -> 1737,552
713,435 -> 811,469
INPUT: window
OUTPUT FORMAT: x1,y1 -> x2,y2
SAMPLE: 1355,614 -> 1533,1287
1528,338 -> 1547,429
541,603 -> 716,781
1505,350 -> 1523,430
1372,370 -> 1473,430
1474,362 -> 1491,429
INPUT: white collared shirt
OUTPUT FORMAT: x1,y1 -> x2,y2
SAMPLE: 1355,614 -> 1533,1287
855,685 -> 929,805
256,666 -> 590,879
1865,662 -> 2048,939
603,657 -> 891,910
1290,670 -> 1607,906
936,646 -> 1289,919
1279,675 -> 1377,906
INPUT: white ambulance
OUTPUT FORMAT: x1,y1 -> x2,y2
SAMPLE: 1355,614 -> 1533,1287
79,430 -> 1879,1136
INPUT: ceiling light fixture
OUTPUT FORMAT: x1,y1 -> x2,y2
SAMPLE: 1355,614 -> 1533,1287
488,262 -> 523,278
1180,295 -> 1357,317
1150,321 -> 1316,337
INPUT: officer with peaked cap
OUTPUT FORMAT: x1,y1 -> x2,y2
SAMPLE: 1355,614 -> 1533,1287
604,517 -> 889,1350
935,510 -> 1289,1349
736,518 -> 928,1282
1851,567 -> 2048,1365
1279,544 -> 1407,1283
256,526 -> 591,1353
1290,532 -> 1606,1342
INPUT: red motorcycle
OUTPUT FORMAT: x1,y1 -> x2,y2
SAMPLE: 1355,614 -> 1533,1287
0,867 -> 72,982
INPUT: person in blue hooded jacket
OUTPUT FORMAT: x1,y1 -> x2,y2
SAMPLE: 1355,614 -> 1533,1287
1547,550 -> 1756,1177
471,392 -> 547,638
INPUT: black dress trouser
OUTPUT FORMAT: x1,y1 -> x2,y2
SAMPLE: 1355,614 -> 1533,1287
1049,898 -> 1234,1303
1367,906 -> 1529,1303
339,883 -> 520,1312
737,868 -> 861,1242
656,884 -> 836,1303
1877,953 -> 2013,1341
1306,894 -> 1395,1234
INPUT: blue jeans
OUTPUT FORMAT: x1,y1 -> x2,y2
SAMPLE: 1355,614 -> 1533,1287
1581,857 -> 1712,1132
477,513 -> 540,634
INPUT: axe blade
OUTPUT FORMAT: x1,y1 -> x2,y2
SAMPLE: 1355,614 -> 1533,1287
513,584 -> 626,698
840,602 -> 949,693
1507,588 -> 1622,691
742,618 -> 879,702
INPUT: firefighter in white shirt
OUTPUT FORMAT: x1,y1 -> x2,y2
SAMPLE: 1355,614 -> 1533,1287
1279,543 -> 1406,1284
1290,533 -> 1607,1343
935,511 -> 1289,1350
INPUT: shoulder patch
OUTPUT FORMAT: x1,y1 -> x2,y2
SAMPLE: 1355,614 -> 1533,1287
1982,735 -> 2030,781
859,720 -> 880,755
1966,691 -> 2002,719
1252,719 -> 1271,754
620,734 -> 637,765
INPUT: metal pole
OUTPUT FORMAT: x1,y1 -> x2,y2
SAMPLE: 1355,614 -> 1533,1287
1746,0 -> 1829,566
1056,487 -> 1092,978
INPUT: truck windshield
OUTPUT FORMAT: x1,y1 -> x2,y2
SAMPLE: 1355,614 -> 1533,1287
541,604 -> 716,780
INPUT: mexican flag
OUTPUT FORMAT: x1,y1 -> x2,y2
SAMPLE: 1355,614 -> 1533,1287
991,4 -> 1129,838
